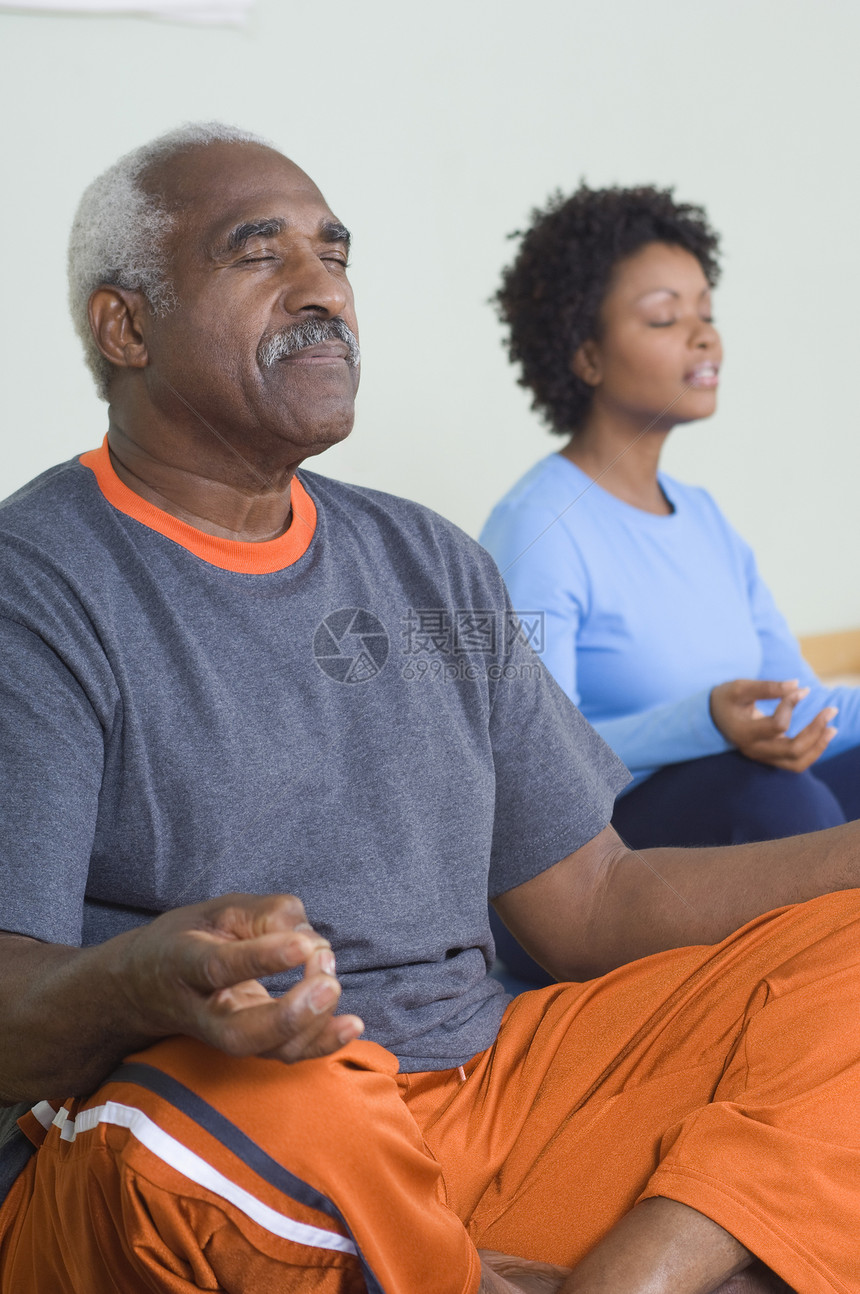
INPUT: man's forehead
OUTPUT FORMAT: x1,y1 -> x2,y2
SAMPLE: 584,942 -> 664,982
147,141 -> 337,237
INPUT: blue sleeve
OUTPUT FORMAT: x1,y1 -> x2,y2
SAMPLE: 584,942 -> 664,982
592,692 -> 729,781
744,545 -> 860,760
481,504 -> 730,782
480,503 -> 585,704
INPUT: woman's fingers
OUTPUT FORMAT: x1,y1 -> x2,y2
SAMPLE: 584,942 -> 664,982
771,686 -> 809,732
740,708 -> 838,770
710,679 -> 804,743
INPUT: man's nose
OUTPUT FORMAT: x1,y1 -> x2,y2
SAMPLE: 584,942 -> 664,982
278,250 -> 349,319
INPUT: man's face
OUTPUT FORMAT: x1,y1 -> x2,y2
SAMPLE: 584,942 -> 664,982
139,142 -> 360,467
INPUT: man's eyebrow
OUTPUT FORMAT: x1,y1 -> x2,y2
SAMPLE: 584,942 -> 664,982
320,220 -> 351,249
221,217 -> 350,254
224,218 -> 287,252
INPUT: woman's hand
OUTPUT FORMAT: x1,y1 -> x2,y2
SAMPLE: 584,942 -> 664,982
709,679 -> 837,771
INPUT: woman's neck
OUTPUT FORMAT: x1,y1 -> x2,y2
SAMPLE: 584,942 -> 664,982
560,414 -> 673,516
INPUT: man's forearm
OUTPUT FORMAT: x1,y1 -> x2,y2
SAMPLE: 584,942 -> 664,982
0,895 -> 359,1106
0,932 -> 158,1104
596,820 -> 860,974
495,821 -> 860,984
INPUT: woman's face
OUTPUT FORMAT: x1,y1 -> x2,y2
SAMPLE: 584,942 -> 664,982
576,241 -> 722,430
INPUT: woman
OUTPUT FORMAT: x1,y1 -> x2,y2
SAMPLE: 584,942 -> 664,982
481,184 -> 860,909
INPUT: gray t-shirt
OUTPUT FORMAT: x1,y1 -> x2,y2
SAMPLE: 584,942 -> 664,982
0,448 -> 629,1070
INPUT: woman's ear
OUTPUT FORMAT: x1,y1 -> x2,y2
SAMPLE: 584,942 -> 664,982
87,287 -> 151,375
572,339 -> 602,387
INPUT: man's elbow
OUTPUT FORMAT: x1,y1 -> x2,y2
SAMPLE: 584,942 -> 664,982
493,834 -> 650,984
537,945 -> 636,984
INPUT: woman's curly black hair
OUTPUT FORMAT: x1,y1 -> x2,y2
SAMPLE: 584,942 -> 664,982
495,184 -> 721,435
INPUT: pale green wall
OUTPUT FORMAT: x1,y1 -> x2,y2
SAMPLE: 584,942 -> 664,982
1,0 -> 857,633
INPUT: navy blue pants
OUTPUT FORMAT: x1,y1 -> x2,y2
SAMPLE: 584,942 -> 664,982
492,745 -> 860,988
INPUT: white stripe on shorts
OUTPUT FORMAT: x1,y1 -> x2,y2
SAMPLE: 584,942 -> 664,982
57,1099 -> 357,1256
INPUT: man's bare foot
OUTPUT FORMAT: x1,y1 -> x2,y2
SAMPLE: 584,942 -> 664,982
479,1249 -> 572,1294
713,1261 -> 795,1294
478,1248 -> 794,1294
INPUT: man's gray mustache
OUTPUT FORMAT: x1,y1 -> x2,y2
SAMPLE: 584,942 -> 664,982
257,318 -> 361,369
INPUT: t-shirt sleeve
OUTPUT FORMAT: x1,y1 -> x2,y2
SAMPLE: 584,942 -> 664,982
481,585 -> 630,900
0,615 -> 104,945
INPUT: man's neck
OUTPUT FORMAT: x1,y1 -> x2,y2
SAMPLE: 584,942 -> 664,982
106,421 -> 297,544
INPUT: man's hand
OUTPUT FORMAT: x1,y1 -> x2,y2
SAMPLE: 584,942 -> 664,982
710,678 -> 837,771
0,893 -> 364,1104
117,893 -> 365,1063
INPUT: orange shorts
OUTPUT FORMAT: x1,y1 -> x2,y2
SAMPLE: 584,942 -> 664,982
2,889 -> 860,1293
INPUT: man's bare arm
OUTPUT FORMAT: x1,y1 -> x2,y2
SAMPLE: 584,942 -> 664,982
0,893 -> 363,1105
493,820 -> 860,981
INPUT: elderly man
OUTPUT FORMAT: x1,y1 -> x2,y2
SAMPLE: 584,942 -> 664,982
0,124 -> 857,1294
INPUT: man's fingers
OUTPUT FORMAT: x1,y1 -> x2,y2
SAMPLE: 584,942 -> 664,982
198,892 -> 312,939
206,973 -> 341,1055
198,972 -> 362,1060
263,1012 -> 366,1063
181,928 -> 332,992
118,893 -> 350,1055
305,942 -> 337,979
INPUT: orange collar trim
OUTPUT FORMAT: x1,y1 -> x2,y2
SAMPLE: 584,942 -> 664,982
79,437 -> 317,575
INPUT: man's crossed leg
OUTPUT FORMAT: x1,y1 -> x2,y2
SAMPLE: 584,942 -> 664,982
4,889 -> 858,1293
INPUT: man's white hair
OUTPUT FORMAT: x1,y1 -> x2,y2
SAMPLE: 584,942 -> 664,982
68,122 -> 272,400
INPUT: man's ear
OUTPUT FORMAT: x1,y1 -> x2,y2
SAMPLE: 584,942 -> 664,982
572,339 -> 602,387
88,287 -> 151,374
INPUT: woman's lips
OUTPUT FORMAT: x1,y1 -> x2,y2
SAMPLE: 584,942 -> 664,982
685,362 -> 720,388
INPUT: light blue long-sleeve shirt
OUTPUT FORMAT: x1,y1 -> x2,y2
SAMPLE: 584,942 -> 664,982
480,453 -> 860,787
